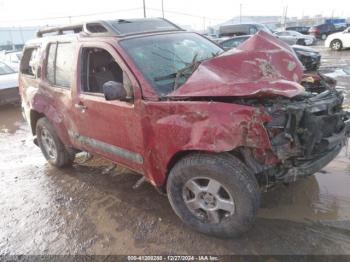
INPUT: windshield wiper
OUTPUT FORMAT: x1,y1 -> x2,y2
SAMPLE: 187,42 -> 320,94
154,53 -> 202,91
154,72 -> 177,81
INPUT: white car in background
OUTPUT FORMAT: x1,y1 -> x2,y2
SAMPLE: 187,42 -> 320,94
325,27 -> 350,51
276,30 -> 316,45
0,61 -> 20,105
0,51 -> 22,72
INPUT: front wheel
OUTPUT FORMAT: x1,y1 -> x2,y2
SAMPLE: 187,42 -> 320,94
36,117 -> 75,167
330,40 -> 343,51
166,153 -> 260,238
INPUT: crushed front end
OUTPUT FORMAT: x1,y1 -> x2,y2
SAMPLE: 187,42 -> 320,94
260,74 -> 350,185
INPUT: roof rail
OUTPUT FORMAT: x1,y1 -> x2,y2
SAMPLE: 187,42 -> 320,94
36,21 -> 123,38
36,18 -> 184,38
36,24 -> 84,37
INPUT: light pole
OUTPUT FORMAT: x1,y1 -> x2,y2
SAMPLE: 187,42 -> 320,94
239,3 -> 242,24
161,0 -> 164,18
143,0 -> 146,18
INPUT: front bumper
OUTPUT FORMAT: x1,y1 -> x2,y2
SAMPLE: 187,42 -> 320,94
282,143 -> 342,182
265,89 -> 350,183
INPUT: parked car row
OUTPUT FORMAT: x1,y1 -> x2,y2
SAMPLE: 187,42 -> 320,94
219,35 -> 321,72
218,23 -> 318,46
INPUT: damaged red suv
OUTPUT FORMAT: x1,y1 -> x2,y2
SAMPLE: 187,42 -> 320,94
20,18 -> 350,237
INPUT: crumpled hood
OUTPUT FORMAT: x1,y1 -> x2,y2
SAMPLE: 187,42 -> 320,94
168,31 -> 305,99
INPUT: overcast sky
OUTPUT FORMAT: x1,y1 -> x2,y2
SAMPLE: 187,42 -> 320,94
0,0 -> 349,29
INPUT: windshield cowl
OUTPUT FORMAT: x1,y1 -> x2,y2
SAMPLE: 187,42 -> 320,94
167,31 -> 305,99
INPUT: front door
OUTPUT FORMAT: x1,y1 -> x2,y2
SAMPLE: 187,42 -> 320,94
72,43 -> 144,173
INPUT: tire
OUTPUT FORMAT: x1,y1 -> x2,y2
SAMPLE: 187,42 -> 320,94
36,117 -> 75,167
321,34 -> 327,40
166,152 -> 260,238
330,39 -> 343,51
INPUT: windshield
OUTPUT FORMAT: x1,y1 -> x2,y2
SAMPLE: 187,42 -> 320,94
120,32 -> 223,96
0,62 -> 15,75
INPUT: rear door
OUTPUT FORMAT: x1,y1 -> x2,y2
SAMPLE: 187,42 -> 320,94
71,42 -> 144,173
36,41 -> 77,145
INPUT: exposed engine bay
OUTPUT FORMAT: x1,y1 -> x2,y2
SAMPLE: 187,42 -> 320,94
239,73 -> 350,187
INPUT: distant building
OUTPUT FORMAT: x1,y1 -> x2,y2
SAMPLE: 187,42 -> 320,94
0,27 -> 39,51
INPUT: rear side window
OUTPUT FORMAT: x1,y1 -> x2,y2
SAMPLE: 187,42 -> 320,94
46,44 -> 56,84
46,42 -> 75,88
21,47 -> 39,76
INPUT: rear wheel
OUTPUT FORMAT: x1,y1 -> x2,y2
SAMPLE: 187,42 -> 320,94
330,40 -> 343,51
166,153 -> 260,238
36,117 -> 75,167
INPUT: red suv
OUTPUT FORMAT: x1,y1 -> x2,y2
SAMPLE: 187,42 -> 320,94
19,18 -> 350,238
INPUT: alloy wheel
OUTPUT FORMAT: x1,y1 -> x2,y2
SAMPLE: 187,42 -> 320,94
182,177 -> 235,224
332,41 -> 341,50
40,127 -> 57,160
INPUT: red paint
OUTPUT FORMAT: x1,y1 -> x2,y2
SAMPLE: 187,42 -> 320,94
20,31 -> 306,187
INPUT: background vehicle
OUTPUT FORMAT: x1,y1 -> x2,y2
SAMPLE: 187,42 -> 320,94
0,51 -> 22,72
285,26 -> 310,35
20,19 -> 349,238
325,27 -> 350,51
219,35 -> 321,71
281,30 -> 316,45
0,61 -> 19,105
292,45 -> 321,71
274,31 -> 307,45
218,23 -> 272,37
309,23 -> 346,40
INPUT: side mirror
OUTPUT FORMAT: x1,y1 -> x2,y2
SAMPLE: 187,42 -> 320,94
103,81 -> 127,101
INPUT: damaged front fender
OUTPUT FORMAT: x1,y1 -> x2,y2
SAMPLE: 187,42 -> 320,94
141,100 -> 273,185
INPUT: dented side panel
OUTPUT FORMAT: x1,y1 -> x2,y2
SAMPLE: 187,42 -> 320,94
140,101 -> 273,185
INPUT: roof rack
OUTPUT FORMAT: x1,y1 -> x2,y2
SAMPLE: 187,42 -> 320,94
36,24 -> 84,37
36,18 -> 184,38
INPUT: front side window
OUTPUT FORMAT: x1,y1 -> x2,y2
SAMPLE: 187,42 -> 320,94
45,42 -> 75,87
46,43 -> 56,84
81,48 -> 123,94
120,33 -> 223,96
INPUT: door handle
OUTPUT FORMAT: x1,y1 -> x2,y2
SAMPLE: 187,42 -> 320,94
75,103 -> 87,111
